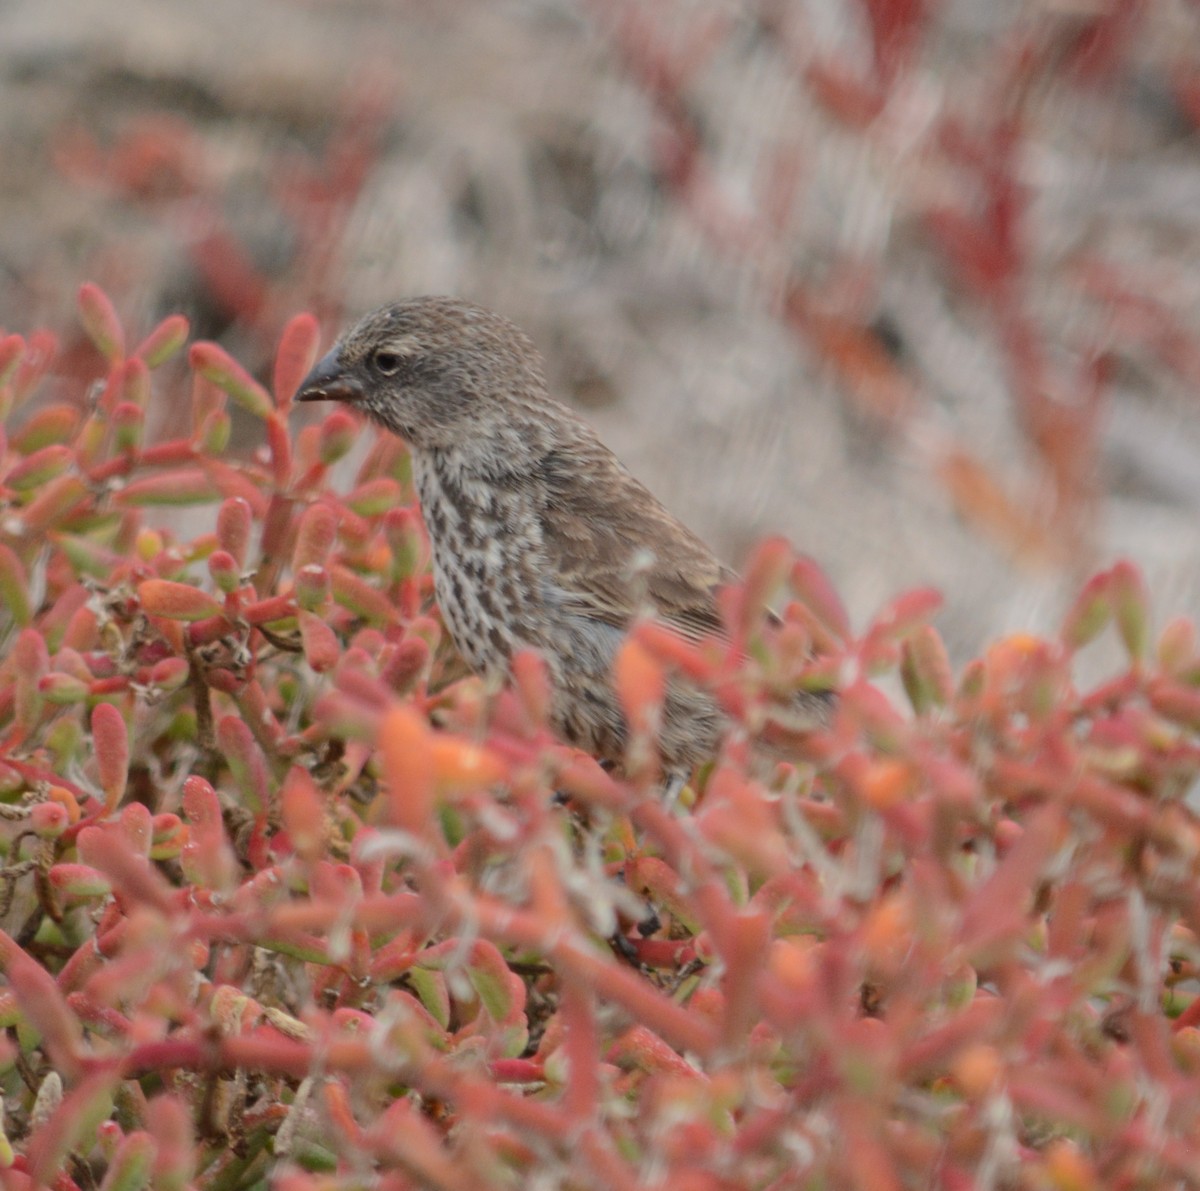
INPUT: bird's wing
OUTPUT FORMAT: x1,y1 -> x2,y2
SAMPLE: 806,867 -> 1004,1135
534,435 -> 730,643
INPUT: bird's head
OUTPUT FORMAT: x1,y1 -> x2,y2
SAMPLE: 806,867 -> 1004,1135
296,296 -> 549,452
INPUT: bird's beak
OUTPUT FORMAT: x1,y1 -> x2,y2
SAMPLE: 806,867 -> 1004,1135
295,348 -> 363,405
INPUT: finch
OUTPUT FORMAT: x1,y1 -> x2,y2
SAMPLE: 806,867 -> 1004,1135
297,297 -> 828,774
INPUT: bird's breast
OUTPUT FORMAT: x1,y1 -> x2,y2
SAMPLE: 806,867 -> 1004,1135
413,453 -> 547,676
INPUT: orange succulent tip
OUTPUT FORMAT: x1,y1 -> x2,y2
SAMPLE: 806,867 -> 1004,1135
767,936 -> 818,992
1169,921 -> 1198,950
632,619 -> 710,681
1157,615 -> 1197,670
858,757 -> 915,810
135,529 -> 164,562
1171,1027 -> 1200,1072
614,636 -> 666,726
987,633 -> 1043,665
430,735 -> 507,793
1043,1139 -> 1098,1191
321,1081 -> 360,1138
46,785 -> 81,823
859,892 -> 913,969
378,705 -> 436,833
950,1042 -> 1002,1098
364,542 -> 392,574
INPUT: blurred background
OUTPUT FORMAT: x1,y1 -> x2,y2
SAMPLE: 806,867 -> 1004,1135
2,0 -> 1200,657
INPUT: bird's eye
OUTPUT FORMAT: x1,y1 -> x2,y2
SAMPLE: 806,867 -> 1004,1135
373,350 -> 403,376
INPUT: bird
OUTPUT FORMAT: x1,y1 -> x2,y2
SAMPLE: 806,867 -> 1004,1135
295,297 -> 829,778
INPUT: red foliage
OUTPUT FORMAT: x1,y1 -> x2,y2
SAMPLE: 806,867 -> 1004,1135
0,286 -> 1192,1189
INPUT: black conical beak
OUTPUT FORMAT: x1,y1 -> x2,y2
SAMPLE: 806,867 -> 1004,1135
295,348 -> 363,404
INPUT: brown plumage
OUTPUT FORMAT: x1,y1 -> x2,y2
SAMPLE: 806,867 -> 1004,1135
296,297 -> 825,773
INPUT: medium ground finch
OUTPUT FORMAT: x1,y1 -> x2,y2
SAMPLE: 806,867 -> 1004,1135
297,297 -> 828,775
